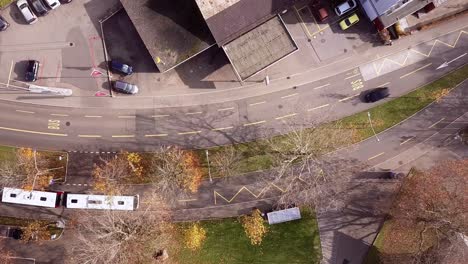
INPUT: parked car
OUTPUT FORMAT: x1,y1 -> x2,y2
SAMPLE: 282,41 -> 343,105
17,0 -> 38,24
339,13 -> 359,30
110,60 -> 133,75
0,15 -> 9,31
25,60 -> 40,82
335,0 -> 357,16
364,87 -> 389,103
312,4 -> 329,22
43,0 -> 60,9
30,0 -> 49,16
59,0 -> 72,3
113,80 -> 138,94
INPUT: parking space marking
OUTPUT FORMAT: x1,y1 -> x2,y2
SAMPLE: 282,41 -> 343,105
400,63 -> 432,79
339,93 -> 360,102
281,93 -> 298,99
185,111 -> 203,115
428,117 -> 445,128
218,107 -> 235,112
145,134 -> 168,137
275,113 -> 298,120
243,120 -> 267,127
344,73 -> 361,80
50,113 -> 69,117
400,137 -> 414,146
378,82 -> 390,87
178,131 -> 202,135
0,126 -> 67,137
212,126 -> 233,131
152,114 -> 170,118
16,110 -> 35,114
118,115 -> 135,119
84,115 -> 102,118
7,60 -> 13,87
111,135 -> 135,138
307,104 -> 330,111
368,152 -> 385,161
78,135 -> 102,138
249,101 -> 266,106
294,6 -> 330,37
313,83 -> 331,90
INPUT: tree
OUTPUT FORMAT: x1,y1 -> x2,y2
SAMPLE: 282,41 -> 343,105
20,220 -> 50,243
211,145 -> 242,181
183,222 -> 207,251
240,209 -> 268,245
70,195 -> 173,264
91,154 -> 131,195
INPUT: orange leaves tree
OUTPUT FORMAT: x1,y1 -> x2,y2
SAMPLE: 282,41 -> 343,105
92,154 -> 131,195
20,220 -> 51,243
183,222 -> 207,251
240,209 -> 269,245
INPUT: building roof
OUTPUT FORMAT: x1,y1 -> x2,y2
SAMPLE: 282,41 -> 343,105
223,15 -> 298,80
120,0 -> 215,72
197,0 -> 298,45
359,0 -> 432,27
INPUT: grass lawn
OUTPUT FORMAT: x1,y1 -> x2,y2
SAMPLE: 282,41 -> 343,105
197,64 -> 468,178
0,145 -> 16,162
0,0 -> 13,9
176,210 -> 321,264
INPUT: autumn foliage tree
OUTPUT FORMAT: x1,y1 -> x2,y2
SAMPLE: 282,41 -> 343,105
240,209 -> 269,245
183,222 -> 207,251
20,220 -> 51,243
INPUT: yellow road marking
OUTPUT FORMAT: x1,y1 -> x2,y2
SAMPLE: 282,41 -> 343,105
400,63 -> 432,79
378,82 -> 390,87
84,115 -> 102,118
368,152 -> 385,161
243,120 -> 266,127
212,126 -> 233,131
145,134 -> 168,137
344,73 -> 361,80
307,104 -> 329,111
281,93 -> 298,99
118,115 -> 135,119
428,117 -> 445,128
339,94 -> 360,102
111,135 -> 135,138
15,110 -> 35,114
178,131 -> 201,135
218,107 -> 235,112
152,114 -> 170,118
50,114 -> 69,117
185,111 -> 202,115
400,137 -> 414,146
313,83 -> 331,90
78,135 -> 102,138
275,113 -> 297,120
249,101 -> 266,106
0,126 -> 67,136
294,6 -> 329,37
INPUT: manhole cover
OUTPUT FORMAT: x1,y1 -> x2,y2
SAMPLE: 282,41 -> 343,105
321,39 -> 326,43
66,122 -> 71,126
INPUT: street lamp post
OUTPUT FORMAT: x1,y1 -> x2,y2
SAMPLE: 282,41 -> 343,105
205,150 -> 213,183
367,111 -> 380,142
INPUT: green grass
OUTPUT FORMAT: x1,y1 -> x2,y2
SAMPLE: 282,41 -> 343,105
0,0 -> 13,8
176,210 -> 321,264
198,64 -> 468,177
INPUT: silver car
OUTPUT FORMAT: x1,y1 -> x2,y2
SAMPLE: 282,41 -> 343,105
17,0 -> 38,24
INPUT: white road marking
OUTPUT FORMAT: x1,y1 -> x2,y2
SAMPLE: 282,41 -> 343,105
400,137 -> 414,145
249,101 -> 266,106
218,107 -> 235,112
243,120 -> 267,126
344,73 -> 361,80
275,113 -> 298,120
152,114 -> 170,118
313,83 -> 331,90
368,152 -> 385,161
50,113 -> 69,117
428,117 -> 445,128
307,104 -> 330,111
111,135 -> 135,138
16,110 -> 35,114
400,63 -> 432,79
212,126 -> 233,131
85,115 -> 102,118
281,93 -> 298,99
377,82 -> 390,87
78,135 -> 102,138
118,115 -> 135,119
178,131 -> 201,135
185,111 -> 203,115
145,134 -> 168,137
339,94 -> 360,102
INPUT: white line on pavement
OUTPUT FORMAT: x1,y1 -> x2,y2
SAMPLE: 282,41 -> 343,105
400,137 -> 414,146
281,93 -> 298,99
249,101 -> 266,106
428,117 -> 445,128
243,120 -> 267,126
307,104 -> 330,111
218,107 -> 235,112
339,94 -> 360,102
368,152 -> 385,161
275,113 -> 298,120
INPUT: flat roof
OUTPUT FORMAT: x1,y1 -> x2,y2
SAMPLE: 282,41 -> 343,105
223,16 -> 298,80
267,207 -> 301,225
120,0 -> 215,72
1,188 -> 58,208
66,194 -> 137,210
199,0 -> 295,45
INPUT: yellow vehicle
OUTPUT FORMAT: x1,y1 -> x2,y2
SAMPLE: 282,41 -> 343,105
339,13 -> 359,30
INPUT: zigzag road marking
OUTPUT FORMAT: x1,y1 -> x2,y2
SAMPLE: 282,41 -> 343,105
213,184 -> 286,205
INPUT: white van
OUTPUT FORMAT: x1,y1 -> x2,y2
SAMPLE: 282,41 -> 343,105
17,0 -> 38,24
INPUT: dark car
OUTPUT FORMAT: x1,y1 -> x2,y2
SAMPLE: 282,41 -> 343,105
457,126 -> 468,144
30,0 -> 49,16
60,0 -> 72,3
25,60 -> 40,82
113,80 -> 138,94
0,15 -> 9,31
110,60 -> 133,75
364,87 -> 389,103
310,3 -> 329,22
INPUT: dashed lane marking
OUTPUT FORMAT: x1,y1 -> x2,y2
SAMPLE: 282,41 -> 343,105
111,135 -> 135,138
50,114 -> 69,117
78,135 -> 102,138
178,199 -> 198,202
339,94 -> 360,102
400,63 -> 432,79
243,120 -> 267,127
281,93 -> 298,99
307,104 -> 330,111
218,107 -> 235,112
275,113 -> 297,120
344,73 -> 361,80
313,83 -> 331,90
118,115 -> 135,119
152,114 -> 170,118
15,110 -> 35,114
145,134 -> 168,137
249,101 -> 266,106
0,126 -> 67,136
400,137 -> 414,146
212,126 -> 233,131
368,152 -> 385,161
428,117 -> 445,128
185,111 -> 203,115
178,131 -> 202,135
84,115 -> 102,118
378,82 -> 390,87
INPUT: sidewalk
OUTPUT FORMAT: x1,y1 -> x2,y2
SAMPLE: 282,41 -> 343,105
1,13 -> 468,109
